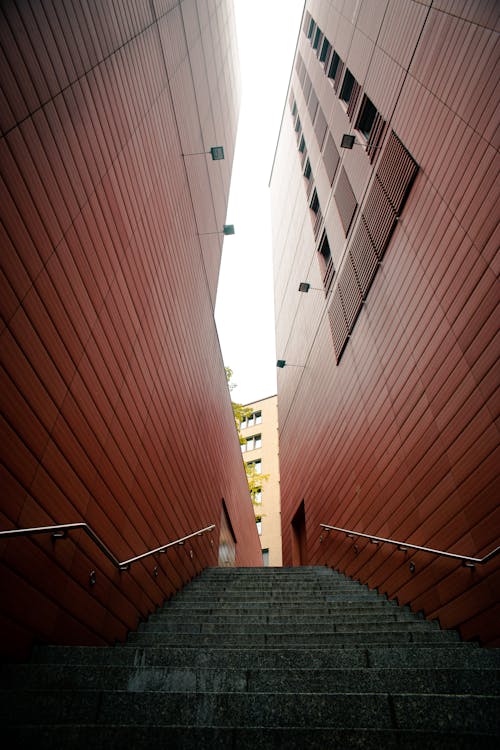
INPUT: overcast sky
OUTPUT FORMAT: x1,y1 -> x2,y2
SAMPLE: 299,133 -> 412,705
214,0 -> 304,406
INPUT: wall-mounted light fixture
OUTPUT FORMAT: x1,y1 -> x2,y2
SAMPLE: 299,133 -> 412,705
340,134 -> 382,151
183,146 -> 225,160
276,360 -> 305,368
340,134 -> 356,149
298,282 -> 323,293
199,225 -> 235,236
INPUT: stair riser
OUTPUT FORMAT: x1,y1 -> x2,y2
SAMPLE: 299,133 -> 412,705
29,644 -> 500,669
6,725 -> 500,750
4,665 -> 498,696
2,691 -> 498,733
140,613 -> 422,628
125,631 -> 458,646
136,621 -> 439,635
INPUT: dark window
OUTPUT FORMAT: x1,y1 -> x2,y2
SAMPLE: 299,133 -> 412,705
320,38 -> 331,63
339,69 -> 355,104
295,115 -> 301,133
304,159 -> 312,180
313,27 -> 322,50
328,52 -> 341,80
319,232 -> 331,263
307,19 -> 316,39
291,101 -> 297,117
299,135 -> 306,153
356,96 -> 377,140
310,189 -> 320,215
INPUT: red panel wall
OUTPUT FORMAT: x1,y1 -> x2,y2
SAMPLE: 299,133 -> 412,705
0,0 -> 261,659
272,0 -> 499,645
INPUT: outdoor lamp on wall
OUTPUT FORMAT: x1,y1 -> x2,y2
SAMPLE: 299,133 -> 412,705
199,225 -> 235,236
183,146 -> 225,160
298,282 -> 323,293
276,360 -> 305,368
340,134 -> 356,149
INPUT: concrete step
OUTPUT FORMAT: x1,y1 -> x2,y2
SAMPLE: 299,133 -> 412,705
139,608 -> 422,630
124,629 -> 459,647
1,689 -> 498,734
163,600 -> 400,614
137,620 -> 440,635
3,663 -> 498,696
6,724 -> 499,750
29,644 -> 500,670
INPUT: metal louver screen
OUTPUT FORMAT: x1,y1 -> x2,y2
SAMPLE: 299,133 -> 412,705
329,130 -> 418,364
376,131 -> 419,214
334,167 -> 357,236
362,177 -> 396,260
338,255 -> 362,331
349,217 -> 379,298
328,288 -> 349,363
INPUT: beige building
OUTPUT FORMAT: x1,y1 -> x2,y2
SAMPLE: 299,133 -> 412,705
240,396 -> 282,566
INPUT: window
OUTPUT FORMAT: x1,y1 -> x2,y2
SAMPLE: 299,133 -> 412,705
241,434 -> 262,452
319,37 -> 331,63
307,18 -> 315,40
299,135 -> 306,154
291,101 -> 297,118
356,96 -> 377,141
339,69 -> 355,104
318,231 -> 331,264
310,189 -> 320,215
241,410 -> 261,429
256,516 -> 262,535
312,27 -> 322,50
262,548 -> 270,566
328,52 -> 341,81
294,114 -> 301,133
253,489 -> 262,504
247,459 -> 262,474
304,159 -> 312,180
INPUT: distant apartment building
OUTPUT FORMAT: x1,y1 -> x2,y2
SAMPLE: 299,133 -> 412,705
270,1 -> 499,644
241,396 -> 282,566
0,0 -> 261,659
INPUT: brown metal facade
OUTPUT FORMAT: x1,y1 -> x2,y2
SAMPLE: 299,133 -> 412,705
271,0 -> 499,645
0,0 -> 262,659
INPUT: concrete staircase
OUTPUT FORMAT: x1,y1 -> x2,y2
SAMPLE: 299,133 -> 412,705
2,566 -> 499,748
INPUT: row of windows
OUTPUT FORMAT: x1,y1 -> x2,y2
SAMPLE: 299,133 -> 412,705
240,410 -> 262,429
302,12 -> 385,158
289,102 -> 334,295
241,434 -> 262,452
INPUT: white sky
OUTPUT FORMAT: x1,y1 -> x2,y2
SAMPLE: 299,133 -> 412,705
215,0 -> 304,406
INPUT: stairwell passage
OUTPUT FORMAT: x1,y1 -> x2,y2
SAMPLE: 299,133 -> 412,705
2,566 -> 499,748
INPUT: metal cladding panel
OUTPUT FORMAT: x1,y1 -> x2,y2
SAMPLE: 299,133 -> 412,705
334,167 -> 357,236
0,0 -> 261,659
272,0 -> 500,646
323,132 -> 340,184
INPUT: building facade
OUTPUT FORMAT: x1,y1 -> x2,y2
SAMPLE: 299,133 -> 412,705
271,0 -> 499,644
0,0 -> 261,659
241,395 -> 282,566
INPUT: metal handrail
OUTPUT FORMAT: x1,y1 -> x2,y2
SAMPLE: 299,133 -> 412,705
320,524 -> 500,568
0,522 -> 216,571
